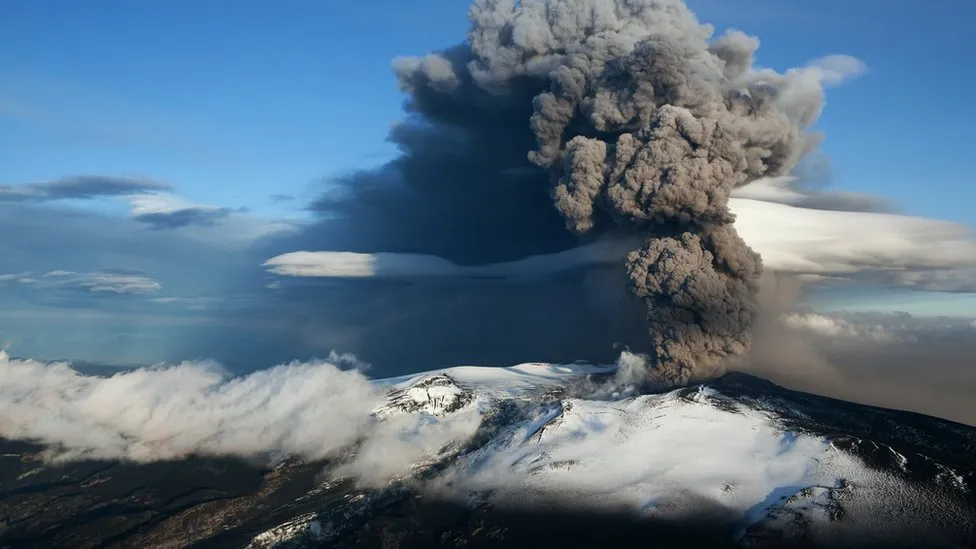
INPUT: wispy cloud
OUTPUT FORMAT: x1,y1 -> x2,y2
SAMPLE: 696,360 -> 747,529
0,175 -> 171,202
127,193 -> 231,228
135,207 -> 236,230
149,296 -> 220,310
19,271 -> 162,295
868,269 -> 976,293
0,272 -> 32,283
732,176 -> 895,213
124,192 -> 297,241
803,55 -> 868,87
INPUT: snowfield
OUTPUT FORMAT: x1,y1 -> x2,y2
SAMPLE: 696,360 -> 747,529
248,363 -> 975,548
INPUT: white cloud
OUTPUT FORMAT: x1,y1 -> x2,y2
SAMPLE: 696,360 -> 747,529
126,193 -> 299,242
731,198 -> 976,278
780,312 -> 902,343
263,237 -> 635,281
731,176 -> 892,212
0,348 -> 485,482
263,196 -> 976,293
127,193 -> 224,216
0,351 -> 380,463
263,251 -> 460,278
336,406 -> 483,488
20,271 -> 162,294
1,308 -> 974,472
149,296 -> 220,310
804,54 -> 868,87
0,272 -> 32,282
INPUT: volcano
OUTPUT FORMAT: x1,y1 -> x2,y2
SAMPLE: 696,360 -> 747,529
1,365 -> 973,549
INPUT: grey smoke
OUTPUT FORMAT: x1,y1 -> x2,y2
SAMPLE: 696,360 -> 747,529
386,0 -> 857,387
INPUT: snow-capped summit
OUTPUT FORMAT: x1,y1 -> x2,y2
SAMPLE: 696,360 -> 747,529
245,366 -> 976,549
372,374 -> 473,418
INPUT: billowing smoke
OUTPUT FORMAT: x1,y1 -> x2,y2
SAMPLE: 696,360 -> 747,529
381,0 -> 859,386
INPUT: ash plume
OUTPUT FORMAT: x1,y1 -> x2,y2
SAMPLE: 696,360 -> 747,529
386,0 -> 860,387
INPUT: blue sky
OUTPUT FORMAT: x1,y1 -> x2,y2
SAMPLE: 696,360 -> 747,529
1,0 -> 975,368
3,0 -> 973,223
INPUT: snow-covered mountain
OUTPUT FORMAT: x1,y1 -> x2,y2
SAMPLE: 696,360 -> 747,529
246,364 -> 975,549
1,363 -> 973,548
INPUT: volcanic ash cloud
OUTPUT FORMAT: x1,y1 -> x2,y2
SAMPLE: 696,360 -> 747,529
391,0 -> 863,387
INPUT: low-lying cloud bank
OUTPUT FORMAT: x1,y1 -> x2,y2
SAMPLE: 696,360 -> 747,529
2,311 -> 973,473
0,351 -> 380,463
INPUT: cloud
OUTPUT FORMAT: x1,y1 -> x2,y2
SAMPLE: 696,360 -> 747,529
0,351 -> 380,462
737,309 -> 976,426
780,312 -> 902,343
240,175 -> 976,375
264,251 -> 464,279
731,198 -> 976,280
868,269 -> 976,293
0,347 -> 479,488
249,166 -> 976,377
126,193 -> 236,229
731,177 -> 895,213
126,193 -> 298,240
0,175 -> 171,202
135,207 -> 236,230
1,307 -> 974,475
263,197 -> 976,293
149,296 -> 220,310
263,237 -> 634,281
337,404 -> 484,488
270,194 -> 296,203
19,270 -> 162,295
0,272 -> 32,283
804,54 -> 869,87
0,194 -> 305,367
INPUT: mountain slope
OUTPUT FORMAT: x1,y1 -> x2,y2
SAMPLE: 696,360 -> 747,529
0,365 -> 973,549
248,367 -> 975,549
